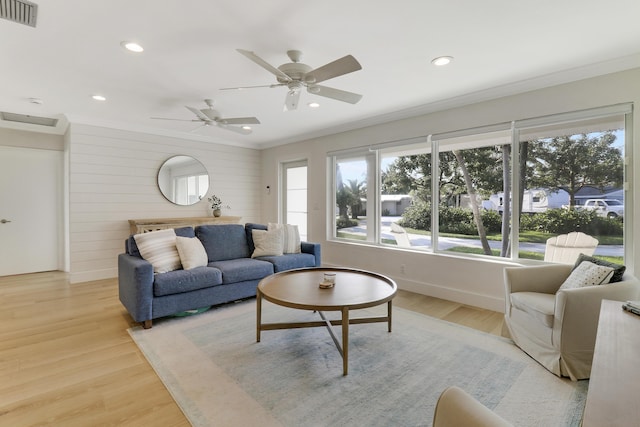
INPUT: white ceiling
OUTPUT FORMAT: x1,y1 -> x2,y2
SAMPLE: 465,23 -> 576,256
2,0 -> 640,149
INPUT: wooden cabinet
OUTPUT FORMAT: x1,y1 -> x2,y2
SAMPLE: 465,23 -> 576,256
128,216 -> 242,234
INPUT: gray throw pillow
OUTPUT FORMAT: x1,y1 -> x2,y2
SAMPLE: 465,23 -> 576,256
573,253 -> 625,283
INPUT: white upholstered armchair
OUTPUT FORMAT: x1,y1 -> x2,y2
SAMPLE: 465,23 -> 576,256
433,386 -> 512,427
503,263 -> 639,380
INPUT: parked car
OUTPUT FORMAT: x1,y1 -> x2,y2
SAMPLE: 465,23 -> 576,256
580,199 -> 624,218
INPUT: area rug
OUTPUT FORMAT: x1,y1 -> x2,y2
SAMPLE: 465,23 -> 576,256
129,301 -> 588,427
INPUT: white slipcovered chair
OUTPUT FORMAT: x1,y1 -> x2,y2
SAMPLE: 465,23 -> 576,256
432,386 -> 512,427
503,263 -> 639,380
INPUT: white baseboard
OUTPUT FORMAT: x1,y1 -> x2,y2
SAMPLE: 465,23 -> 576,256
323,262 -> 505,313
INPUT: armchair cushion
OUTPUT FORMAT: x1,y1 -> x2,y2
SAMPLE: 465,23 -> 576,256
510,292 -> 555,327
558,261 -> 613,290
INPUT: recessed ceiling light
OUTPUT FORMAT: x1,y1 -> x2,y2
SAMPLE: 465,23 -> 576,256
308,102 -> 320,108
242,126 -> 252,130
121,41 -> 144,53
431,56 -> 453,66
92,95 -> 106,101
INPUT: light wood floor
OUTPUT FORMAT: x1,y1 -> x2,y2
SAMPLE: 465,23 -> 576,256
0,271 -> 504,426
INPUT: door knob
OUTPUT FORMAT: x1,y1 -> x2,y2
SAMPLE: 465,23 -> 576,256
0,219 -> 11,224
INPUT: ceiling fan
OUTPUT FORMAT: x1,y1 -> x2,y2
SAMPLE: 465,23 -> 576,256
151,99 -> 260,134
221,49 -> 363,111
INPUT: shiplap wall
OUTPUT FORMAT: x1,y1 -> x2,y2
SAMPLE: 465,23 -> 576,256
68,124 -> 262,283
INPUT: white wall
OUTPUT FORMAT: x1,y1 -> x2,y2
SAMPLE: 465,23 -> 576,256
67,124 -> 262,283
261,67 -> 640,312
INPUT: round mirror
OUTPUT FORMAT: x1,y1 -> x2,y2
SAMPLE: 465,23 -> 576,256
157,155 -> 209,205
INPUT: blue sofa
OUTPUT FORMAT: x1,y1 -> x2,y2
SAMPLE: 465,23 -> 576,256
118,223 -> 321,328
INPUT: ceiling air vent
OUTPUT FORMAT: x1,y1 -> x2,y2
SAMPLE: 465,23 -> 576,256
0,111 -> 58,127
0,0 -> 38,27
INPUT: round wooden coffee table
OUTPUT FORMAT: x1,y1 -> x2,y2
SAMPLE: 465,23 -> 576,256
256,267 -> 397,375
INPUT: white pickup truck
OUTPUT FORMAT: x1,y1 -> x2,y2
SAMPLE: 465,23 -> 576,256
581,199 -> 624,218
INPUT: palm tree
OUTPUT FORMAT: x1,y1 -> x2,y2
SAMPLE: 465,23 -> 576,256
346,179 -> 366,219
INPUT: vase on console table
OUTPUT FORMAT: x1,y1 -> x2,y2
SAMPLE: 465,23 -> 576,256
213,209 -> 221,217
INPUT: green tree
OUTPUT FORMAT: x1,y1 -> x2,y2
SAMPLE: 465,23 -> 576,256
346,179 -> 366,219
529,132 -> 623,206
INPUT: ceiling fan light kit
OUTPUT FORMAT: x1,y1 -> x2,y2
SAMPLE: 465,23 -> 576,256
225,48 -> 363,111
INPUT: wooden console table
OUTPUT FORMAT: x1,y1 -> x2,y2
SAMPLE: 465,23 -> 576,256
129,216 -> 242,234
582,299 -> 640,426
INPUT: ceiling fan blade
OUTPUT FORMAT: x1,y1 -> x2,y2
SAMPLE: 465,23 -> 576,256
218,123 -> 252,135
237,49 -> 292,82
150,117 -> 200,122
189,123 -> 209,133
284,90 -> 301,111
305,55 -> 362,84
219,117 -> 261,125
220,83 -> 285,90
309,85 -> 363,104
185,106 -> 210,121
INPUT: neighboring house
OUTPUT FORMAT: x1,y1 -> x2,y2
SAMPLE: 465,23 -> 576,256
381,195 -> 412,216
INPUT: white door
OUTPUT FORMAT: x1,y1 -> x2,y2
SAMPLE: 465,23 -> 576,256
282,161 -> 308,241
0,146 -> 62,276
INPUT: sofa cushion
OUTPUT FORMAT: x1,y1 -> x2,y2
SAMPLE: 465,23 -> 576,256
209,258 -> 274,284
176,236 -> 208,270
251,228 -> 283,258
196,224 -> 250,261
268,223 -> 301,254
510,292 -> 556,327
153,266 -> 223,297
256,253 -> 317,273
134,229 -> 182,273
573,253 -> 626,283
559,261 -> 614,290
127,226 -> 195,258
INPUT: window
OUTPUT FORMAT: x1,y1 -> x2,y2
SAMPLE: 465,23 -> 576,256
516,113 -> 626,263
380,140 -> 431,248
330,104 -> 631,266
334,152 -> 376,242
433,128 -> 511,257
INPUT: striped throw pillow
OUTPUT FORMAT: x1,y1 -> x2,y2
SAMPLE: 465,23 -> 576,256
268,223 -> 301,254
133,229 -> 182,273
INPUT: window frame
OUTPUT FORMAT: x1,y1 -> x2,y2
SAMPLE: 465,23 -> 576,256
328,103 -> 632,266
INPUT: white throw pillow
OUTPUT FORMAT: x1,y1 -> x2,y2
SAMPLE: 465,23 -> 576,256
558,261 -> 615,291
175,236 -> 208,270
251,228 -> 283,258
133,229 -> 182,273
268,223 -> 301,254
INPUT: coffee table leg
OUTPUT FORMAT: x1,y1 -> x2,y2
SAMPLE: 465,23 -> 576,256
256,289 -> 262,343
342,307 -> 349,376
388,300 -> 393,332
